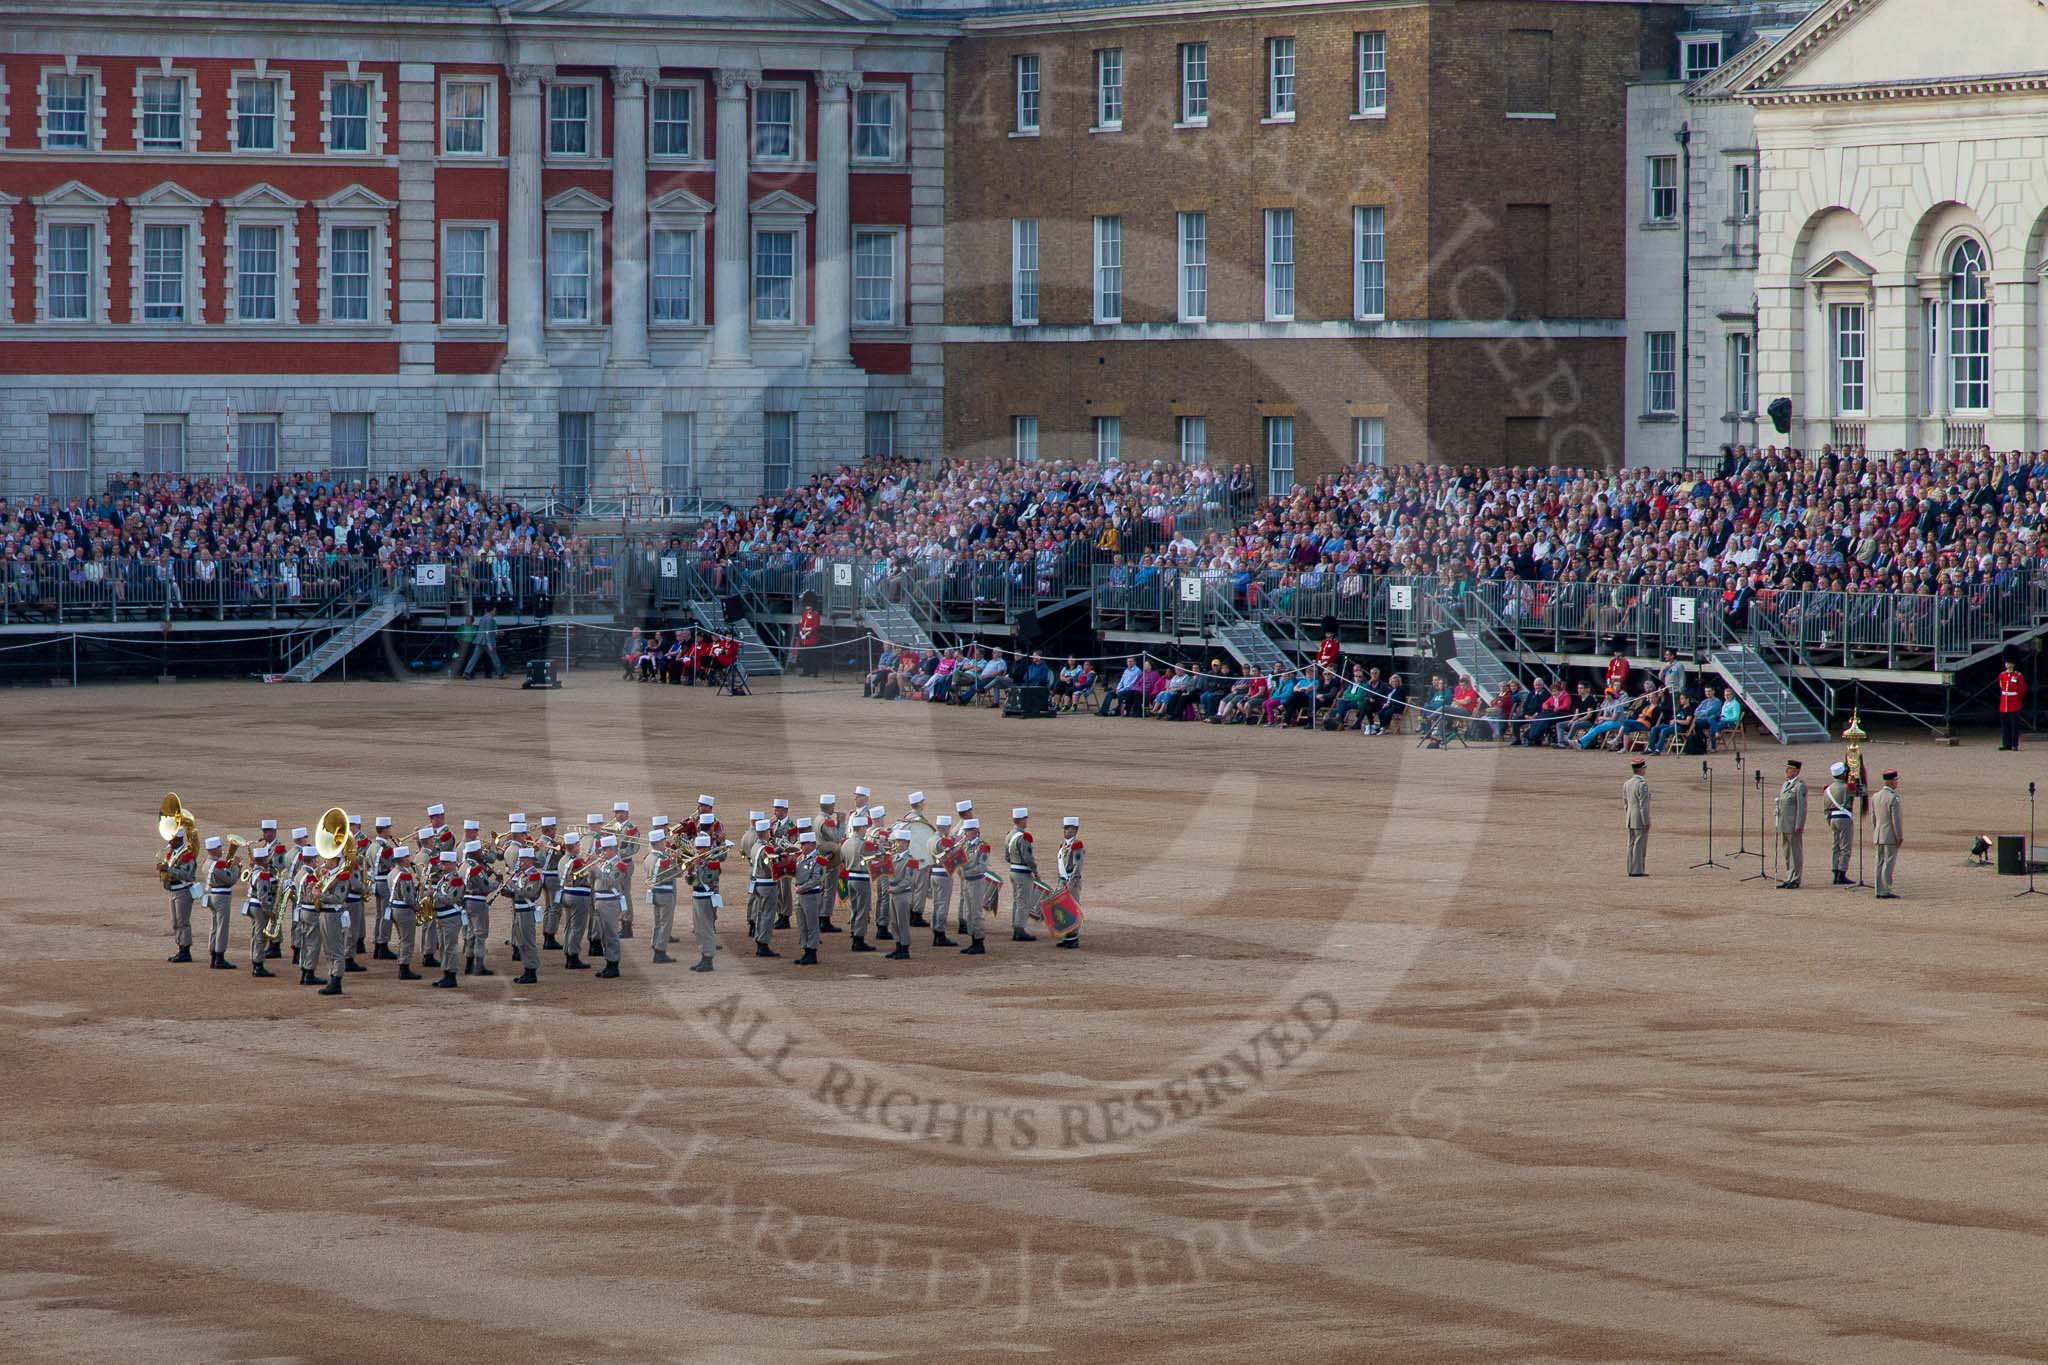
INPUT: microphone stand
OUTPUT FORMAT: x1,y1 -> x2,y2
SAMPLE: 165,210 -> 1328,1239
2017,782 -> 2044,900
1691,759 -> 1725,869
1726,747 -> 1750,857
1740,769 -> 1772,883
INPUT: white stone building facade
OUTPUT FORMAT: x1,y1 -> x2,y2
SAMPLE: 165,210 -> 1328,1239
0,0 -> 952,505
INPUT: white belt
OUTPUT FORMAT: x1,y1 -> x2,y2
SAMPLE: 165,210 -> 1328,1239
1009,865 -> 1033,873
932,870 -> 951,879
692,889 -> 714,898
166,882 -> 193,892
750,878 -> 774,889
560,886 -> 592,894
847,872 -> 870,881
512,900 -> 539,912
595,891 -> 622,900
463,894 -> 488,903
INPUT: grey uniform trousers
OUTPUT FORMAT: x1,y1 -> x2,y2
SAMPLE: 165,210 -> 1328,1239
461,897 -> 491,966
846,877 -> 873,939
649,886 -> 676,955
690,889 -> 718,959
1830,818 -> 1852,874
433,913 -> 463,969
542,874 -> 562,938
345,895 -> 366,954
963,878 -> 989,941
1009,871 -> 1040,931
797,889 -> 822,952
511,903 -> 539,972
315,908 -> 348,979
592,892 -> 625,963
372,876 -> 391,946
930,873 -> 954,934
1875,842 -> 1898,896
245,898 -> 273,962
206,890 -> 234,956
558,888 -> 592,957
386,901 -> 418,966
1779,833 -> 1804,885
887,886 -> 912,944
169,887 -> 195,949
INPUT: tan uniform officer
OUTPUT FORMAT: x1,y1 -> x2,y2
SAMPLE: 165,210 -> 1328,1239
688,833 -> 721,972
160,828 -> 198,964
844,814 -> 877,953
905,791 -> 936,926
509,847 -> 544,985
1873,769 -> 1904,899
313,854 -> 351,996
770,799 -> 795,928
952,800 -> 977,933
242,844 -> 279,977
1776,759 -> 1808,889
458,840 -> 497,977
1825,762 -> 1854,885
958,818 -> 991,954
200,836 -> 238,970
793,831 -> 825,965
385,844 -> 422,980
282,826 -> 313,970
928,815 -> 959,948
816,795 -> 843,931
1624,758 -> 1650,877
1005,808 -> 1039,941
591,834 -> 627,978
611,802 -> 640,938
581,813 -> 608,957
429,851 -> 464,988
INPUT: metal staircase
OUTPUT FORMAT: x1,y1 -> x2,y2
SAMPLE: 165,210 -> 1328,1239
1215,619 -> 1291,677
1709,644 -> 1831,744
275,591 -> 406,683
863,601 -> 935,657
1446,630 -> 1516,695
730,619 -> 782,677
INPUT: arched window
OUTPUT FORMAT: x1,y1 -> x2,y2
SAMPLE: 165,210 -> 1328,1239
1947,238 -> 1990,411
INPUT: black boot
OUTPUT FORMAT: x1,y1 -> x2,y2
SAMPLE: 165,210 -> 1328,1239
755,943 -> 781,958
588,938 -> 604,956
596,961 -> 620,978
218,954 -> 237,970
290,947 -> 299,965
510,946 -> 521,963
433,969 -> 457,988
691,955 -> 715,972
344,957 -> 366,973
299,967 -> 317,985
876,926 -> 893,942
564,954 -> 590,970
473,959 -> 495,977
794,948 -> 818,965
252,962 -> 274,978
1012,929 -> 1037,942
373,944 -> 396,960
619,926 -> 634,940
932,932 -> 957,948
422,952 -> 438,968
850,936 -> 876,953
515,967 -> 538,984
168,946 -> 193,963
398,964 -> 422,981
775,914 -> 791,929
820,918 -> 841,934
207,952 -> 222,969
461,959 -> 474,975
886,944 -> 910,960
962,938 -> 986,955
318,974 -> 344,996
652,951 -> 677,963
543,934 -> 561,950
265,943 -> 281,959
910,912 -> 929,928
1055,938 -> 1078,949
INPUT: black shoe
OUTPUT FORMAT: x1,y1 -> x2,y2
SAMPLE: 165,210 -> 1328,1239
932,933 -> 957,947
398,964 -> 422,980
820,919 -> 841,934
299,968 -> 316,985
516,968 -> 538,984
652,951 -> 677,964
1876,892 -> 1900,900
543,934 -> 562,950
565,955 -> 590,970
373,945 -> 397,960
344,958 -> 366,974
596,962 -> 620,978
886,945 -> 910,960
755,944 -> 781,958
1055,938 -> 1078,949
318,975 -> 343,996
1777,880 -> 1800,890
265,943 -> 281,959
851,937 -> 876,953
218,955 -> 237,970
794,949 -> 818,965
775,915 -> 791,929
510,947 -> 521,963
588,939 -> 604,956
461,961 -> 474,975
433,970 -> 457,988
910,913 -> 929,928
422,953 -> 438,968
168,947 -> 193,963
1012,930 -> 1037,942
474,964 -> 495,977
962,939 -> 985,955
252,963 -> 274,978
691,956 -> 715,972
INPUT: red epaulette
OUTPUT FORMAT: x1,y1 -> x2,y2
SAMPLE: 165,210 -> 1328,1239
1070,839 -> 1084,850
1021,831 -> 1034,843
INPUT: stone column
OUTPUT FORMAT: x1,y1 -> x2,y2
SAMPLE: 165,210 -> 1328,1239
506,64 -> 548,366
610,66 -> 654,367
811,70 -> 859,369
711,67 -> 759,367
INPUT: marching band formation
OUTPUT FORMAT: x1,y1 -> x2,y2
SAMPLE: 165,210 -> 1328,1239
154,790 -> 1087,996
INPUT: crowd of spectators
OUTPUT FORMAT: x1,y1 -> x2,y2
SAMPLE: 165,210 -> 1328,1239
0,471 -> 580,615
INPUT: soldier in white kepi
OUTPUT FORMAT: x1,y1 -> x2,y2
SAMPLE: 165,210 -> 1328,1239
646,825 -> 681,964
748,819 -> 781,958
199,836 -> 237,970
688,833 -> 721,972
368,816 -> 397,959
509,846 -> 544,985
538,815 -> 564,949
958,818 -> 991,954
1055,815 -> 1085,950
384,843 -> 422,981
429,851 -> 464,988
792,831 -> 825,965
928,814 -> 959,948
242,843 -> 279,977
257,819 -> 283,960
953,800 -> 976,934
591,834 -> 627,978
556,832 -> 593,971
1006,808 -> 1039,942
844,813 -> 877,952
816,794 -> 843,932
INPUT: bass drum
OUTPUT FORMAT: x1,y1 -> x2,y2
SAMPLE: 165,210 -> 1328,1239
902,819 -> 941,870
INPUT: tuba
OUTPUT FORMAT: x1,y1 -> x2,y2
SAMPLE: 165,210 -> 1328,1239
309,807 -> 357,899
157,792 -> 198,888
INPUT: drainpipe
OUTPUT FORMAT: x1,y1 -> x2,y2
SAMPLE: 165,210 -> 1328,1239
1676,122 -> 1693,468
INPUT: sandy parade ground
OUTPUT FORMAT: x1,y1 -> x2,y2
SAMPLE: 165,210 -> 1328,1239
1,671 -> 2046,1364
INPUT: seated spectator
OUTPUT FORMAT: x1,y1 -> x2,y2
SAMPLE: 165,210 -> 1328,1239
1648,691 -> 1687,754
622,628 -> 646,679
1446,677 -> 1482,740
639,629 -> 664,681
1563,683 -> 1605,745
1222,673 -> 1268,725
923,648 -> 959,702
1137,658 -> 1167,714
973,650 -> 1012,705
1367,672 -> 1409,735
1718,691 -> 1743,737
1052,656 -> 1088,710
865,647 -> 899,699
1019,650 -> 1053,694
1418,674 -> 1453,743
1098,657 -> 1144,717
1262,675 -> 1297,726
1520,679 -> 1575,747
950,648 -> 985,705
1324,664 -> 1371,730
1153,664 -> 1198,720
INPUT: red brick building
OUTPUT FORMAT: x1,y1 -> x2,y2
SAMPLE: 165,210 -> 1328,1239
0,0 -> 951,503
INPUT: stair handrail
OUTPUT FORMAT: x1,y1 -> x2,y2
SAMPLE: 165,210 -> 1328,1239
279,566 -> 379,672
1460,582 -> 1559,687
1746,602 -> 1835,726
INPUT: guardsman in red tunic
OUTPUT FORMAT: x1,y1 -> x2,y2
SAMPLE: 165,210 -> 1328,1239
1999,659 -> 2026,751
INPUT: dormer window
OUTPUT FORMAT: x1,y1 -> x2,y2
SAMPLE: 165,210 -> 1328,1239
1682,36 -> 1723,81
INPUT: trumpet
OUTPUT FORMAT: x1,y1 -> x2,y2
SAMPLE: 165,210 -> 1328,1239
680,839 -> 735,880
